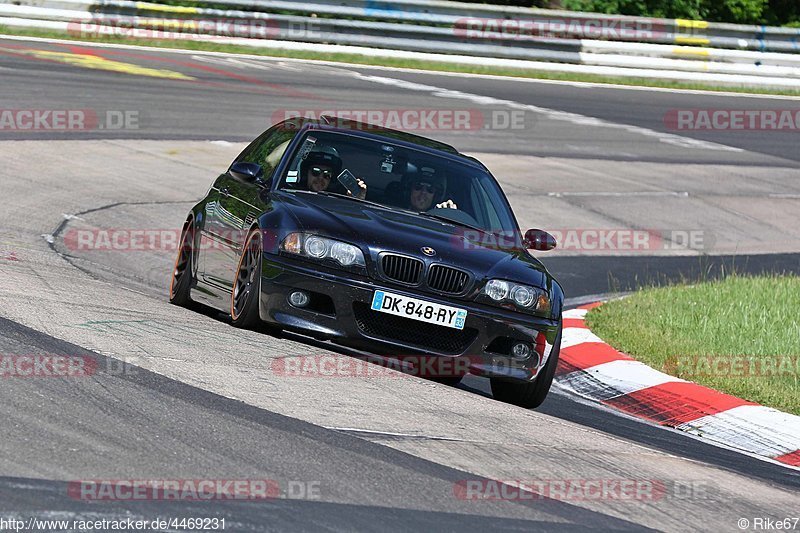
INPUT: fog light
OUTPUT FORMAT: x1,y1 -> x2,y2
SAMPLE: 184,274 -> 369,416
511,342 -> 531,360
289,291 -> 310,308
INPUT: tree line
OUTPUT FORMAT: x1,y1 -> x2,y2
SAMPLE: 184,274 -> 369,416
517,0 -> 799,26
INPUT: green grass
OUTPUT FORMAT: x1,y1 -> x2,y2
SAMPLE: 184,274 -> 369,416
586,275 -> 800,415
2,25 -> 800,96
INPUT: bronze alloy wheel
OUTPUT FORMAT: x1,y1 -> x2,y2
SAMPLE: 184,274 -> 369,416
231,229 -> 263,328
169,218 -> 196,306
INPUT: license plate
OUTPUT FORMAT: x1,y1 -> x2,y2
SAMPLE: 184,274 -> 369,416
370,290 -> 467,330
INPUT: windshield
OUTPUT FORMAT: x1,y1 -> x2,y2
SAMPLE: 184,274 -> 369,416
279,131 -> 518,233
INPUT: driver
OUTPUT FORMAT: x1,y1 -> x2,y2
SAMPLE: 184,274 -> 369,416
406,167 -> 457,211
301,146 -> 366,199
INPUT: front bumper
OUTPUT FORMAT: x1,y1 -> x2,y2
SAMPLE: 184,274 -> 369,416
258,253 -> 560,382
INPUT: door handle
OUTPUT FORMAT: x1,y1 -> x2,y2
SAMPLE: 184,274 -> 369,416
219,187 -> 230,198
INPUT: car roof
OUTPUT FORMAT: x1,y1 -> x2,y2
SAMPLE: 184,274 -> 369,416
285,116 -> 488,172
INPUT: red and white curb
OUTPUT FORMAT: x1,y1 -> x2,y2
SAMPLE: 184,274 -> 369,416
555,303 -> 800,469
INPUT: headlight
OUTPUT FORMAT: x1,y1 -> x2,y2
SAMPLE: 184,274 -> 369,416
280,233 -> 365,267
511,285 -> 535,307
305,236 -> 328,258
479,279 -> 550,315
330,241 -> 361,266
485,279 -> 510,301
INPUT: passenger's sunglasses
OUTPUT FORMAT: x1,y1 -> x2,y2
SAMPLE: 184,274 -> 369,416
412,182 -> 440,195
310,166 -> 332,179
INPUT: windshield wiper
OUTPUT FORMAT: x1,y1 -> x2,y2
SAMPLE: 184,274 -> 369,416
291,189 -> 364,202
309,190 -> 413,214
316,190 -> 388,208
314,190 -> 364,201
416,211 -> 487,234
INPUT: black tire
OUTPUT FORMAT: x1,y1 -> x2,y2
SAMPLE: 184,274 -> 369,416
490,321 -> 562,409
231,229 -> 263,328
431,376 -> 463,386
169,218 -> 196,307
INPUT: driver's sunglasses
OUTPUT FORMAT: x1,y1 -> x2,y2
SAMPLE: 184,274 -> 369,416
412,182 -> 440,195
310,166 -> 332,179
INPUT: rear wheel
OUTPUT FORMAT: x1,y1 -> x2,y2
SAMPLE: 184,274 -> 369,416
169,218 -> 196,307
490,322 -> 562,409
231,229 -> 263,328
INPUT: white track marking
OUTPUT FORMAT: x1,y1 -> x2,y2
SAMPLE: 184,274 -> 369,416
562,308 -> 589,319
190,54 -> 276,71
561,326 -> 603,348
355,74 -> 744,152
676,405 -> 800,457
558,303 -> 800,469
561,359 -> 686,399
324,427 -> 470,442
553,383 -> 800,471
276,60 -> 303,71
548,191 -> 690,198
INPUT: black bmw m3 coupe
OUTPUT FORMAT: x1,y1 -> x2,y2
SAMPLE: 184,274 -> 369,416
169,116 -> 564,408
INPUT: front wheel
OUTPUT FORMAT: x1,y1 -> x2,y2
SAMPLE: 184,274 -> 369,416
231,229 -> 263,328
169,218 -> 196,307
431,376 -> 463,386
490,322 -> 562,409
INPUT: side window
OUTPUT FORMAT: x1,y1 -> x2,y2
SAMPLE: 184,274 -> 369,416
235,122 -> 297,180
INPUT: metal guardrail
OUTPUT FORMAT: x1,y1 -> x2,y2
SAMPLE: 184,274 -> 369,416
11,0 -> 800,52
1,0 -> 800,87
125,0 -> 800,52
1,3 -> 586,63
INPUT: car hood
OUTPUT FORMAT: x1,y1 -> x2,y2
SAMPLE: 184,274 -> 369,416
275,191 -> 554,290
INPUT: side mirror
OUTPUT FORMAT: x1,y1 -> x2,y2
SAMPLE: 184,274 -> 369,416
524,229 -> 557,251
229,162 -> 264,184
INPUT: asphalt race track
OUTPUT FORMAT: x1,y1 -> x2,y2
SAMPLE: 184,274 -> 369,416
1,36 -> 799,531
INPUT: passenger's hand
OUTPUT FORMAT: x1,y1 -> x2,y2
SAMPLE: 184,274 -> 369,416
435,199 -> 457,209
346,178 -> 367,199
355,178 -> 367,200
